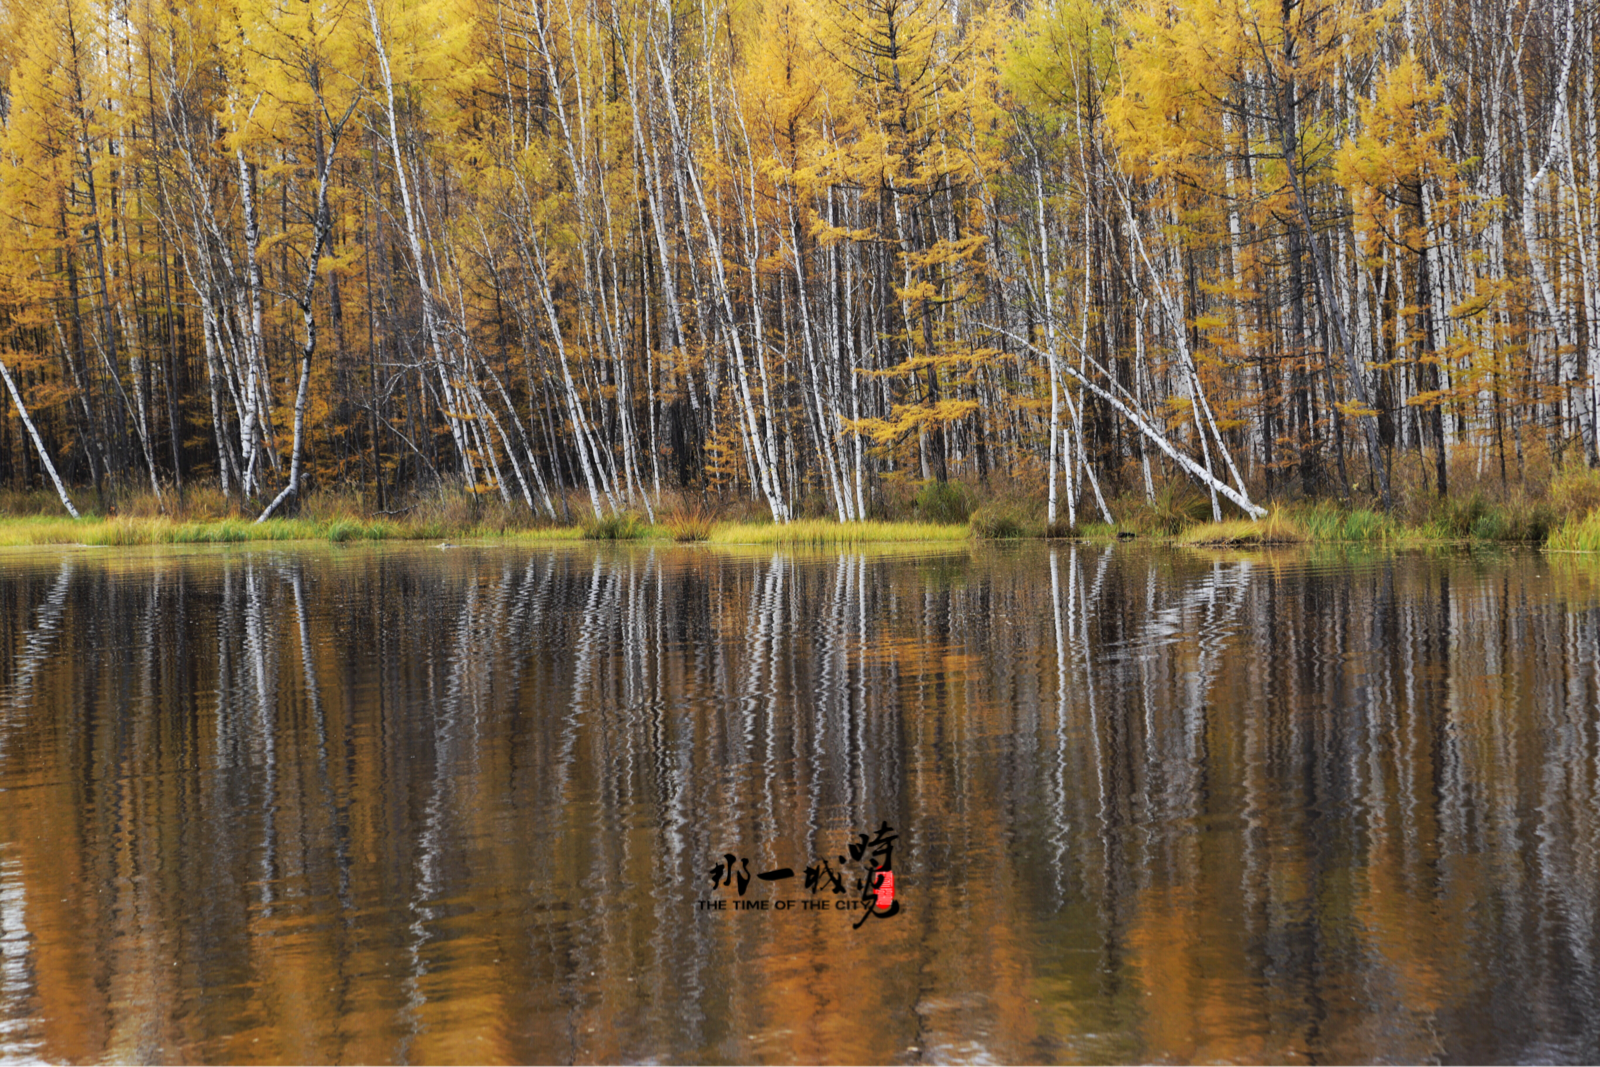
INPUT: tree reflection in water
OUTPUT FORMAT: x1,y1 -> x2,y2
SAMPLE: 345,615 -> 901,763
0,544 -> 1596,1063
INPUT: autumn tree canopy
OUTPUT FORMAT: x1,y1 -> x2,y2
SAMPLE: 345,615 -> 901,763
0,0 -> 1594,519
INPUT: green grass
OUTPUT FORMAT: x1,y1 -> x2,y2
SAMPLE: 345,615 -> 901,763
1288,502 -> 1399,544
1174,498 -> 1557,548
4,496 -> 1597,554
171,519 -> 252,543
707,520 -> 970,546
0,514 -> 975,549
912,480 -> 973,524
0,516 -> 99,546
0,514 -> 506,547
499,525 -> 586,541
1413,492 -> 1554,543
1173,496 -> 1565,547
1548,510 -> 1600,552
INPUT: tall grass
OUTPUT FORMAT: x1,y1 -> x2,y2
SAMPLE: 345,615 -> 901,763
0,515 -> 471,547
1419,491 -> 1555,542
0,517 -> 94,546
1548,511 -> 1600,552
1122,484 -> 1215,536
1547,465 -> 1600,519
8,467 -> 1600,552
0,513 -> 978,548
662,503 -> 715,542
912,480 -> 973,524
1289,501 -> 1398,543
968,507 -> 1034,539
501,525 -> 586,542
1174,510 -> 1307,546
581,513 -> 651,540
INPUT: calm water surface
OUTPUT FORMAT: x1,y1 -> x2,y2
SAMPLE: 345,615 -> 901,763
0,542 -> 1597,1064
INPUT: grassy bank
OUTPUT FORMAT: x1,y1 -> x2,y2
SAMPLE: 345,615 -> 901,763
0,513 -> 969,549
704,520 -> 969,546
0,505 -> 1587,551
2,462 -> 1599,550
0,514 -> 586,548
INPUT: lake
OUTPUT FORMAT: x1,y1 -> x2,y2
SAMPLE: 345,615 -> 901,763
0,542 -> 1597,1063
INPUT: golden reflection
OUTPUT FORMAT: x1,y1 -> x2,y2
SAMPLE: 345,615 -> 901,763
0,545 -> 1597,1062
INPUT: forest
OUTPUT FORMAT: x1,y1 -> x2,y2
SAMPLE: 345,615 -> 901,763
0,0 -> 1594,527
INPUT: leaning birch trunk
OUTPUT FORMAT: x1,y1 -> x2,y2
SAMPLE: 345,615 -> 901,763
165,179 -> 235,498
466,220 -> 561,518
1580,17 -> 1600,462
995,327 -> 1268,519
730,105 -> 789,517
527,0 -> 633,516
1564,120 -> 1600,464
1071,135 -> 1112,526
365,0 -> 477,483
650,28 -> 789,522
0,356 -> 80,517
1116,179 -> 1259,517
1517,0 -> 1588,459
171,116 -> 254,496
624,35 -> 714,497
256,103 -> 354,523
520,225 -> 614,519
257,301 -> 318,523
1221,109 -> 1260,477
67,53 -> 165,510
588,125 -> 653,521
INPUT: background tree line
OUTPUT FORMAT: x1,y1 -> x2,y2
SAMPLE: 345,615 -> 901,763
0,0 -> 1595,524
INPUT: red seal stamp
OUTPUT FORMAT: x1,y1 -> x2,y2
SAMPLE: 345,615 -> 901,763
873,870 -> 895,909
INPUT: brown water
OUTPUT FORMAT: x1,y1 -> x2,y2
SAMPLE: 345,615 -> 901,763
0,542 -> 1597,1064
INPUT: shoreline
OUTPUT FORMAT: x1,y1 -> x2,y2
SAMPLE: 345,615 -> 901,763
0,510 -> 1593,551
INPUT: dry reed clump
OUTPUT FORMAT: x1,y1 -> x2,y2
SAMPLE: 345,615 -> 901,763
581,512 -> 651,540
0,488 -> 89,516
663,503 -> 715,542
1548,466 -> 1600,522
176,482 -> 235,520
970,507 -> 1031,539
1175,511 -> 1308,547
1121,484 -> 1214,536
957,474 -> 1044,539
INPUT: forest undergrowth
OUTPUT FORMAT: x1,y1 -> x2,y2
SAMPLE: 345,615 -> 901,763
4,456 -> 1599,550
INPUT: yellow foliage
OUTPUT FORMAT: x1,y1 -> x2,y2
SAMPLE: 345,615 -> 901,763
1335,54 -> 1459,257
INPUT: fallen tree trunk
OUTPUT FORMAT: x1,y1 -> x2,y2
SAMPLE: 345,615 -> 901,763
989,327 -> 1268,520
